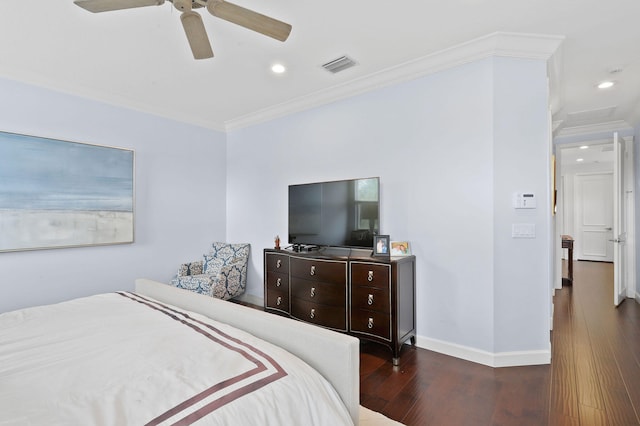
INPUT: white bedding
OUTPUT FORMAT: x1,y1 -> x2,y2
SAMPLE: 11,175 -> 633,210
0,292 -> 353,425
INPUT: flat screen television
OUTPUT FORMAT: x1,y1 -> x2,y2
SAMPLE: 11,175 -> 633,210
288,177 -> 380,249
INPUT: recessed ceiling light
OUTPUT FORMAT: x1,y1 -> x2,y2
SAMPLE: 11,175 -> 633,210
579,145 -> 589,149
271,63 -> 286,74
576,158 -> 584,162
597,81 -> 615,89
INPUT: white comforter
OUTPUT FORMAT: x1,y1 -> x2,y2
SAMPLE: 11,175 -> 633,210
0,292 -> 353,425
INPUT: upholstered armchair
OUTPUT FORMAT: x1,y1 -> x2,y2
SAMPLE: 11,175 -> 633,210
171,242 -> 250,300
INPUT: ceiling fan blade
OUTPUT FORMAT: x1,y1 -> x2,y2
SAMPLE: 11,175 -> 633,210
74,0 -> 164,13
181,11 -> 214,59
206,0 -> 292,42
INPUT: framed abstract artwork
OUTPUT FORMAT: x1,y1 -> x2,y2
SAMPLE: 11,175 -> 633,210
0,131 -> 134,252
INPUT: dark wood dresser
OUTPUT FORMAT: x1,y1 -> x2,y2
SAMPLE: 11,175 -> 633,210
264,248 -> 416,365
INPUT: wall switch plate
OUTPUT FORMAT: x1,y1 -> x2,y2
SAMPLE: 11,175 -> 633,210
512,223 -> 536,238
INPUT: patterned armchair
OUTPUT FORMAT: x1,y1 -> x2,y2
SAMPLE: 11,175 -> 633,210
171,242 -> 250,300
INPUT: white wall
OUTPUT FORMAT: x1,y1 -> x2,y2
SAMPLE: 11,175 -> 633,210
491,58 -> 551,355
227,56 -> 552,365
0,78 -> 227,313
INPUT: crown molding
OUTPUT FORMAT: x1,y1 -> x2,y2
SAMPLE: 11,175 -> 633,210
225,32 -> 565,131
555,120 -> 633,138
0,70 -> 227,133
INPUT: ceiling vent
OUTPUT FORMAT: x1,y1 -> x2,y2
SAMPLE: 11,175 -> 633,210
322,55 -> 357,74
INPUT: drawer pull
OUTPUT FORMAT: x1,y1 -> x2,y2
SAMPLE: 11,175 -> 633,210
310,265 -> 316,276
367,294 -> 374,305
276,259 -> 282,269
276,296 -> 282,306
276,278 -> 282,287
310,309 -> 316,319
310,287 -> 316,298
367,317 -> 374,329
367,270 -> 374,282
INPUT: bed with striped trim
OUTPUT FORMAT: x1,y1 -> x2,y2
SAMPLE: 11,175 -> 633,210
0,287 -> 355,425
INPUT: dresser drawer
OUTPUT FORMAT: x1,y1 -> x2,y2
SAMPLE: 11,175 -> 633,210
351,285 -> 390,314
265,288 -> 289,313
291,278 -> 346,306
351,263 -> 390,289
265,253 -> 289,273
290,257 -> 347,283
351,309 -> 391,341
291,298 -> 347,331
265,271 -> 289,292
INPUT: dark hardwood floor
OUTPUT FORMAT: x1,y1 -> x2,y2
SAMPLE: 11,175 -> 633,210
360,261 -> 640,425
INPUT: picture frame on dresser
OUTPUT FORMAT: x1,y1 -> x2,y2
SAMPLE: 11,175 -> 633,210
373,235 -> 390,257
390,241 -> 411,256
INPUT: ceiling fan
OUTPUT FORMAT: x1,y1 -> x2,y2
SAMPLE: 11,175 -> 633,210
73,0 -> 292,59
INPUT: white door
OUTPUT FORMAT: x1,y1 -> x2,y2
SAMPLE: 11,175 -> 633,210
613,132 -> 627,306
575,173 -> 613,261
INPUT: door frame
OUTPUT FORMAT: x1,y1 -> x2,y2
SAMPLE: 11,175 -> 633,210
554,136 -> 636,300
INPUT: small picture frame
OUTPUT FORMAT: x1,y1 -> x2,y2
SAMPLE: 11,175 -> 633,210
373,235 -> 390,257
391,241 -> 411,256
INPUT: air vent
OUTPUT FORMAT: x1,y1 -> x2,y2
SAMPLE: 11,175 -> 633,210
322,55 -> 357,74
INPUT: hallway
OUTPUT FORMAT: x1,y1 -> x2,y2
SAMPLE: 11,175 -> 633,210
550,260 -> 640,424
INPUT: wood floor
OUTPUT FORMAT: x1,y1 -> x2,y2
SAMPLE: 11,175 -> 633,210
360,261 -> 640,425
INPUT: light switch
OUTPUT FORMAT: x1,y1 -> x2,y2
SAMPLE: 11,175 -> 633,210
512,223 -> 536,238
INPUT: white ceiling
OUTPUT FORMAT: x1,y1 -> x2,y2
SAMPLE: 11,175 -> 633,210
1,0 -> 639,132
561,144 -> 614,166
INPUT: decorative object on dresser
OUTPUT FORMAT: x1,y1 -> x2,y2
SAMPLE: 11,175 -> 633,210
264,247 -> 416,365
373,234 -> 390,257
390,241 -> 411,256
171,242 -> 250,300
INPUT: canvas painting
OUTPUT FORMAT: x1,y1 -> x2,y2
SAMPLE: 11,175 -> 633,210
0,131 -> 134,252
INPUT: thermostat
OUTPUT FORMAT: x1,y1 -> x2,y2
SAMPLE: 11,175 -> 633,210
514,192 -> 537,209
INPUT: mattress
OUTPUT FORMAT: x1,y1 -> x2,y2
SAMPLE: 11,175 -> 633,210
0,292 -> 353,425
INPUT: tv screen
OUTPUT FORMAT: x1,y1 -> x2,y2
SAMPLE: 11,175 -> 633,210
288,177 -> 380,249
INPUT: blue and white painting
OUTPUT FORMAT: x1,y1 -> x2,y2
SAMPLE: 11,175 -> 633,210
0,131 -> 134,252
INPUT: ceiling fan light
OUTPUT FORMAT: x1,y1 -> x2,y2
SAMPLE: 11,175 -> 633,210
181,11 -> 214,59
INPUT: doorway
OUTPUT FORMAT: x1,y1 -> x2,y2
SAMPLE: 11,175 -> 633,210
556,134 -> 636,305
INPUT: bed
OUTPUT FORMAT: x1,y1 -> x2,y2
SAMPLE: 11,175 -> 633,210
0,278 -> 360,425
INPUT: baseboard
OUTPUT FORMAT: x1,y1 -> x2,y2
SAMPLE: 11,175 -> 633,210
415,335 -> 551,368
234,293 -> 264,308
240,296 -> 554,367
